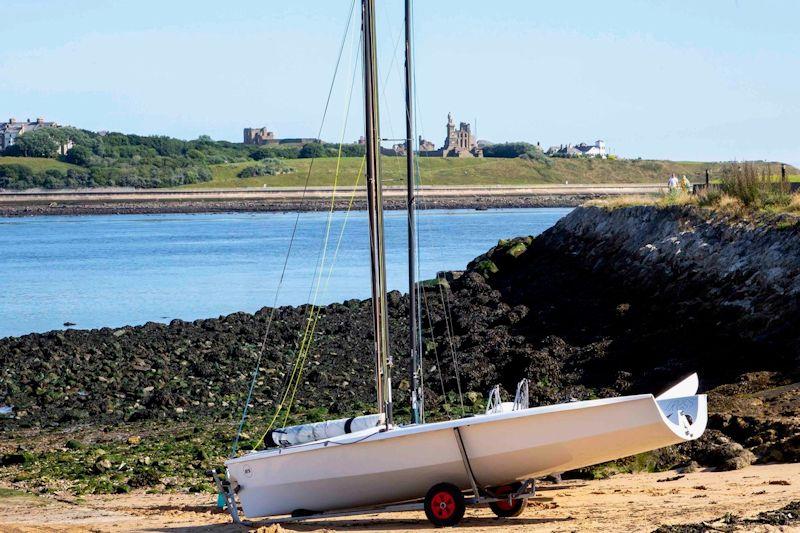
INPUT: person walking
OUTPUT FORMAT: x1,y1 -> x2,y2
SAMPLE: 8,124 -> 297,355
668,173 -> 679,191
680,175 -> 692,193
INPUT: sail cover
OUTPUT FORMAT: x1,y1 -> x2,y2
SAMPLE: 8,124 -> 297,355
267,413 -> 385,447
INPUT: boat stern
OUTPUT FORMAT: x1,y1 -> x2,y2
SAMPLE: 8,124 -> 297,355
654,374 -> 707,441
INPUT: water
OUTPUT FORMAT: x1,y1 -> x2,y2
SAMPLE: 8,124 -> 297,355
0,208 -> 571,337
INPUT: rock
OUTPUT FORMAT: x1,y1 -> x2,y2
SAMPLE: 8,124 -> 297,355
722,450 -> 756,471
252,525 -> 286,533
94,458 -> 112,472
465,391 -> 481,405
680,430 -> 755,471
0,451 -> 34,466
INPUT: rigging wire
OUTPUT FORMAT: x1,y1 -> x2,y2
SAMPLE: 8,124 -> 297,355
406,0 -> 466,419
376,0 -> 406,182
230,0 -> 358,457
421,284 -> 447,399
438,276 -> 465,413
251,30 -> 366,451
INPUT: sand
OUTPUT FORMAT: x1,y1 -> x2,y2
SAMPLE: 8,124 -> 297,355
1,463 -> 798,532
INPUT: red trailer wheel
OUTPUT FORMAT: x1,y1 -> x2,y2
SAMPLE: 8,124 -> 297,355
424,483 -> 465,527
489,483 -> 527,518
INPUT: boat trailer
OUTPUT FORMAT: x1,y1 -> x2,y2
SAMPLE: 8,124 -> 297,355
210,427 -> 539,527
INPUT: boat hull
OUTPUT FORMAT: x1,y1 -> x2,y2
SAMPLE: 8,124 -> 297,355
226,390 -> 706,518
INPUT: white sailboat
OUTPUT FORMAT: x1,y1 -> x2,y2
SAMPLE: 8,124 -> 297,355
215,0 -> 707,526
225,377 -> 705,522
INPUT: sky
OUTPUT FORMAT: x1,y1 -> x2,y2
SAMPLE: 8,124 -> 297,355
1,0 -> 798,165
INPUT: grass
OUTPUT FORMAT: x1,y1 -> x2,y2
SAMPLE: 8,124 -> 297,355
591,162 -> 800,216
0,487 -> 28,498
591,190 -> 800,219
2,154 -> 795,190
188,157 -> 795,189
0,156 -> 83,173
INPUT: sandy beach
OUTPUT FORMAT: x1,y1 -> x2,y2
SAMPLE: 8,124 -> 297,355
1,463 -> 797,532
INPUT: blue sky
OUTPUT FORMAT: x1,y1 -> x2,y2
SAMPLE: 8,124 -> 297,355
1,1 -> 797,165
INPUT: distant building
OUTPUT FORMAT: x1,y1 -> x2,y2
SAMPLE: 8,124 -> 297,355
420,113 -> 483,158
243,127 -> 275,145
418,136 -> 435,152
546,140 -> 607,159
243,126 -> 318,146
388,142 -> 407,156
1,117 -> 73,154
382,136 -> 434,156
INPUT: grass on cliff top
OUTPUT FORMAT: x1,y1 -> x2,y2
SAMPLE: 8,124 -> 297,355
186,157 -> 792,189
591,191 -> 800,221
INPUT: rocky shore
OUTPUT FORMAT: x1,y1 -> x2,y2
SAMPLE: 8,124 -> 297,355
1,204 -> 798,495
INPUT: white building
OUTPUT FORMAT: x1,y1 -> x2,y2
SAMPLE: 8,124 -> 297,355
546,140 -> 607,159
0,117 -> 73,154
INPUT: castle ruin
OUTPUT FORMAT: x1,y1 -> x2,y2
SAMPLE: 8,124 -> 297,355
243,127 -> 275,145
243,126 -> 319,146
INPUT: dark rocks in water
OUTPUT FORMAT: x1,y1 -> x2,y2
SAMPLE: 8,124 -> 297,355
0,205 -> 798,473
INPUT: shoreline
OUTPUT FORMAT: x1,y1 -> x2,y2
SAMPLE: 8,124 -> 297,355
0,195 -> 594,217
0,184 -> 663,217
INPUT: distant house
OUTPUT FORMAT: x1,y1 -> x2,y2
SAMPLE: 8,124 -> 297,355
0,117 -> 73,154
546,140 -> 607,159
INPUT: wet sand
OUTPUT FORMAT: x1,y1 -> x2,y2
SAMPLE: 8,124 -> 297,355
1,463 -> 797,532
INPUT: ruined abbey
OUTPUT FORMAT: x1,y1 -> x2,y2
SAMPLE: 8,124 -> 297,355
418,113 -> 482,158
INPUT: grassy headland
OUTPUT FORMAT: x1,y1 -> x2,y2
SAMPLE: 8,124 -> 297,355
191,157 -> 795,189
1,127 -> 795,190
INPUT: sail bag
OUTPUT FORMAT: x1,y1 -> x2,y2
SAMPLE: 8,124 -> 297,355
267,413 -> 385,447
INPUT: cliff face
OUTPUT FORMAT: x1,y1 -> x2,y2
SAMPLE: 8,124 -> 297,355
438,206 -> 800,403
451,205 -> 800,466
544,205 -> 800,359
1,205 -> 798,465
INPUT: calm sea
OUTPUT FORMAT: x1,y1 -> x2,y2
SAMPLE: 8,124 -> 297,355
0,208 -> 571,337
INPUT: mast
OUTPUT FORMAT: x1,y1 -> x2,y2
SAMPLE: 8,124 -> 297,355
362,0 -> 393,427
404,0 -> 423,424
